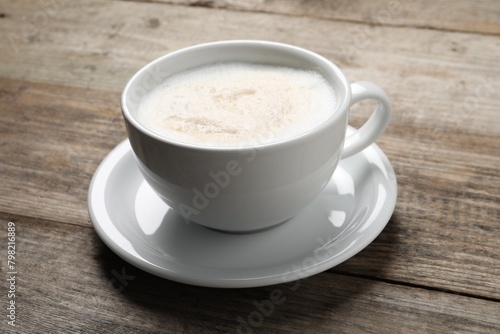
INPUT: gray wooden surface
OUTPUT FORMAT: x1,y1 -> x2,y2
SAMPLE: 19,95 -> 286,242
0,0 -> 499,333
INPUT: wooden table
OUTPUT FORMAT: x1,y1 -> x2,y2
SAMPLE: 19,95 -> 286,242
1,1 -> 499,333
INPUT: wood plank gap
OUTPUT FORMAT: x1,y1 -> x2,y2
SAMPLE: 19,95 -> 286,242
333,270 -> 500,304
0,210 -> 93,231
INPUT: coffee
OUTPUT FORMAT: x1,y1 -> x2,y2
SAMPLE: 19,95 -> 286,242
136,62 -> 337,147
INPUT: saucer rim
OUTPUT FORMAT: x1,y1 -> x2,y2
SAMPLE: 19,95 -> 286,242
88,138 -> 397,288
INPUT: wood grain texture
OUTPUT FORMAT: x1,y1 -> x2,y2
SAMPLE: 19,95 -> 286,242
0,0 -> 499,301
0,79 -> 124,225
145,0 -> 500,35
0,0 -> 499,332
1,0 -> 500,94
1,213 -> 500,334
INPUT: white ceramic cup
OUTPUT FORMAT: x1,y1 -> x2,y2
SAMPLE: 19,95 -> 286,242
122,40 -> 391,232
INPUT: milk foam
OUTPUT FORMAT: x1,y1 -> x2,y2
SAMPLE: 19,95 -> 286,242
137,63 -> 337,147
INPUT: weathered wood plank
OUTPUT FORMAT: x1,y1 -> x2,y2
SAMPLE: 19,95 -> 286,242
0,1 -> 499,333
143,0 -> 500,35
1,78 -> 499,302
0,1 -> 498,140
1,214 -> 500,333
2,77 -> 497,234
1,0 -> 499,97
0,79 -> 125,225
0,0 -> 499,301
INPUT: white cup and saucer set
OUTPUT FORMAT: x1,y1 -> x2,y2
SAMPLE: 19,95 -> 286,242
88,41 -> 397,288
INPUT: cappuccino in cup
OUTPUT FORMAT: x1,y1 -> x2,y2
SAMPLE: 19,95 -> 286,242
136,62 -> 337,147
122,40 -> 391,232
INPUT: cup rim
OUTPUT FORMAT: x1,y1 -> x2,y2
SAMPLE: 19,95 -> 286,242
121,40 -> 351,152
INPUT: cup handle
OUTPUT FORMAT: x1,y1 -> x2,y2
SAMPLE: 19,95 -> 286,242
341,81 -> 392,159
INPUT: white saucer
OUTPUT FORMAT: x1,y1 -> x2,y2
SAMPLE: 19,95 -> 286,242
88,138 -> 397,288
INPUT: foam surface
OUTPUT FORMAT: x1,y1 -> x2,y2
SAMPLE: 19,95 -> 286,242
136,63 -> 337,147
